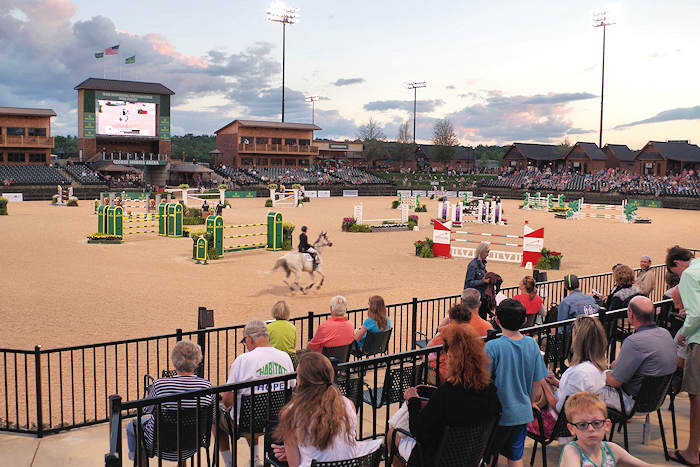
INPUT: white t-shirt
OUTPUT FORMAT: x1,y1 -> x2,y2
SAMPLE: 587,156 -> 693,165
554,360 -> 606,413
296,397 -> 382,467
226,346 -> 295,421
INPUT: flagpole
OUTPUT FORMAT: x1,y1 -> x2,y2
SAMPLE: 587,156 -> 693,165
103,58 -> 106,79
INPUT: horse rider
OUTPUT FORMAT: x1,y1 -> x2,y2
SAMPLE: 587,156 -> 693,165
298,226 -> 319,268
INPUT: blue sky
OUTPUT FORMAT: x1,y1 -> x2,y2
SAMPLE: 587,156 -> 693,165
1,0 -> 699,148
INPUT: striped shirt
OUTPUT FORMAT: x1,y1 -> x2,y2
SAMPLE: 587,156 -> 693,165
142,375 -> 215,461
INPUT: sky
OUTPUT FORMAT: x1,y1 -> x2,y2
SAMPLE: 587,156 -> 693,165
1,0 -> 699,148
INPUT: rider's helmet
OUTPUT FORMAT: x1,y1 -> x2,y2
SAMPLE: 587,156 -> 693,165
301,226 -> 308,232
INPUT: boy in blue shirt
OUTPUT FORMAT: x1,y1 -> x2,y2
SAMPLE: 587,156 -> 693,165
486,299 -> 548,467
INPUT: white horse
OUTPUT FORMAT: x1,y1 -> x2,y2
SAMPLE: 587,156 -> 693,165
273,232 -> 333,292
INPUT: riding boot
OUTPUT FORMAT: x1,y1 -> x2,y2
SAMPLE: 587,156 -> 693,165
312,253 -> 319,269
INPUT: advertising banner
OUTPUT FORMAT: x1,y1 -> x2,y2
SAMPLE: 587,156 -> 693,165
412,190 -> 427,196
304,190 -> 318,198
343,190 -> 359,197
224,191 -> 257,198
446,191 -> 458,198
317,191 -> 331,198
2,193 -> 23,202
397,190 -> 412,196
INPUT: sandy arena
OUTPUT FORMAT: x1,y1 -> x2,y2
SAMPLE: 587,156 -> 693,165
0,195 -> 696,350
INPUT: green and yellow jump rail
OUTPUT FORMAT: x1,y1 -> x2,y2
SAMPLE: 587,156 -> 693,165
97,202 -> 183,240
206,212 -> 282,256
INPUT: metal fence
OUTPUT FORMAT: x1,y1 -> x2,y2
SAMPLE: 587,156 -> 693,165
0,264 -> 669,436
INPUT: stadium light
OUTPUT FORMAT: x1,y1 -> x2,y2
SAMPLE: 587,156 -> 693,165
407,81 -> 427,144
593,10 -> 615,148
267,2 -> 299,123
305,95 -> 320,125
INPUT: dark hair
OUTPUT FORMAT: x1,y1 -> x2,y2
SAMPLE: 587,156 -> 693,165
564,274 -> 579,291
495,298 -> 526,331
520,276 -> 537,298
301,226 -> 308,232
665,271 -> 680,288
448,303 -> 472,323
666,245 -> 693,271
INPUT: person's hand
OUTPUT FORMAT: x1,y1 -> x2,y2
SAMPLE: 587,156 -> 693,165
483,277 -> 491,284
676,332 -> 688,347
404,387 -> 419,401
271,444 -> 287,461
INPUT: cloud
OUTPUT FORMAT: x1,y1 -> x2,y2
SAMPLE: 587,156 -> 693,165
332,77 -> 364,87
614,105 -> 700,129
313,109 -> 359,140
648,49 -> 681,59
566,128 -> 593,135
363,99 -> 445,113
520,93 -> 597,105
445,85 -> 455,90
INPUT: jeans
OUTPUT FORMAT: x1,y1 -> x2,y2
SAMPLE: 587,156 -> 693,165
126,417 -> 151,460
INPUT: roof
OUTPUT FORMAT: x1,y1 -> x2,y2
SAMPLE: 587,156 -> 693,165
74,78 -> 175,95
0,107 -> 56,117
641,141 -> 700,162
169,162 -> 214,173
507,143 -> 560,161
569,142 -> 607,161
215,120 -> 321,134
603,144 -> 637,162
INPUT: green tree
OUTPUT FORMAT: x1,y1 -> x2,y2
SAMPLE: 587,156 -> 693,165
555,137 -> 572,157
391,120 -> 414,164
474,145 -> 508,164
52,135 -> 78,158
431,119 -> 458,162
171,134 -> 216,162
357,117 -> 387,165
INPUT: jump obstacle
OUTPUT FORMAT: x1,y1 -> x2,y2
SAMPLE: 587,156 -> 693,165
96,202 -> 183,240
432,219 -> 544,267
397,192 -> 421,209
354,203 -> 409,225
182,188 -> 226,209
522,192 -> 565,210
100,191 -> 171,214
567,198 -> 631,222
205,212 -> 283,256
54,185 -> 73,205
270,188 -> 301,208
437,199 -> 504,226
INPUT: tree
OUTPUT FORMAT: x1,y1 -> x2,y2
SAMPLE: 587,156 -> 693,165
555,138 -> 572,157
52,135 -> 78,158
357,117 -> 387,165
397,120 -> 411,143
391,120 -> 414,164
431,119 -> 459,162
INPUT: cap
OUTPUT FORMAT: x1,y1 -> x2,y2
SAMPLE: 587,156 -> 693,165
564,274 -> 579,290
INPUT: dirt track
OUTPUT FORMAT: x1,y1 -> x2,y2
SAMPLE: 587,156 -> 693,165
1,195 -> 697,349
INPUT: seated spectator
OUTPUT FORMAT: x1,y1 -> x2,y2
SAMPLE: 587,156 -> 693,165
460,288 -> 495,337
634,255 -> 656,297
601,296 -> 677,413
486,299 -> 549,467
126,340 -> 215,462
557,274 -> 599,323
307,296 -> 354,352
559,392 -> 662,467
387,324 -> 501,466
267,300 -> 297,359
605,265 -> 641,311
527,316 -> 608,437
219,319 -> 296,467
353,295 -> 392,351
513,276 -> 545,327
272,352 -> 381,466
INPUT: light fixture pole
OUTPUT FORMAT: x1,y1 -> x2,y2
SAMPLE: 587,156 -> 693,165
305,95 -> 320,124
407,81 -> 426,143
267,3 -> 299,122
593,11 -> 614,148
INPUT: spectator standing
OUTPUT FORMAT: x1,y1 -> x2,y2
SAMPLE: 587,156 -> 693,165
486,299 -> 548,467
634,255 -> 656,297
307,296 -> 354,352
666,246 -> 700,466
557,274 -> 599,322
219,319 -> 295,467
513,276 -> 545,327
463,242 -> 492,319
605,265 -> 641,311
353,295 -> 391,351
267,300 -> 297,359
601,296 -> 676,413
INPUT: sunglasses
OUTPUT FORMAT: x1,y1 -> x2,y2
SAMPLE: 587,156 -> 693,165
240,336 -> 248,344
569,419 -> 607,431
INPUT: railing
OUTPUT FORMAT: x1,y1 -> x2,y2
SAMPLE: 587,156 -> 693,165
238,143 -> 319,154
104,301 -> 671,466
101,152 -> 168,162
0,264 -> 668,437
0,135 -> 53,147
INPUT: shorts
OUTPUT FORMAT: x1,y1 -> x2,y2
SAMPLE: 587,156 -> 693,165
492,424 -> 527,461
682,343 -> 700,395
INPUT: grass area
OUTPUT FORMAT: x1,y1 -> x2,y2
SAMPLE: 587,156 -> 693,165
370,171 -> 498,188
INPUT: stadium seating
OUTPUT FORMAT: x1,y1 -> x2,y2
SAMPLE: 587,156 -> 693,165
63,163 -> 104,185
0,164 -> 70,185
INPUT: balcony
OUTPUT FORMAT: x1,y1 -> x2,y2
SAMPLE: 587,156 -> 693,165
238,143 -> 319,154
0,135 -> 54,148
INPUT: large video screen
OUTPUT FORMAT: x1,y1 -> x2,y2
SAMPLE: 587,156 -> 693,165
96,100 -> 156,137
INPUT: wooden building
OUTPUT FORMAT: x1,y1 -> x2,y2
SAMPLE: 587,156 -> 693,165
502,143 -> 561,170
214,120 -> 320,168
602,144 -> 636,171
633,141 -> 700,175
315,140 -> 364,166
563,142 -> 608,172
0,107 -> 56,165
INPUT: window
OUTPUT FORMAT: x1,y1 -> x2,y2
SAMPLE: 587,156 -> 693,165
29,153 -> 45,163
298,139 -> 310,146
271,158 -> 282,166
298,158 -> 309,167
255,158 -> 268,166
241,158 -> 253,166
7,127 -> 25,136
255,137 -> 268,144
271,138 -> 282,145
285,159 -> 297,166
285,138 -> 297,146
240,136 -> 252,144
0,152 -> 4,162
7,152 -> 26,162
27,128 -> 47,137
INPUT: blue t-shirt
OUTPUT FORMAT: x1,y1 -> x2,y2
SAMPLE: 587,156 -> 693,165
485,335 -> 548,426
557,290 -> 599,322
359,317 -> 392,347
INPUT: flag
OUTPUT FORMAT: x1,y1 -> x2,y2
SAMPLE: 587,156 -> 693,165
94,52 -> 104,59
105,44 -> 120,55
125,56 -> 135,64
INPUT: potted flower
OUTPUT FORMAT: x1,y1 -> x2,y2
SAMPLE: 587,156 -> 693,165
408,215 -> 419,231
536,248 -> 563,270
342,217 -> 356,232
413,240 -> 425,256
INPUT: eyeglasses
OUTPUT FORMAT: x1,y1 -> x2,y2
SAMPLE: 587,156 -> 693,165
570,419 -> 607,431
240,336 -> 248,344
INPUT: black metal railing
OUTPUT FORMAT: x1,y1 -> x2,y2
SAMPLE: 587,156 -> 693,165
104,299 -> 673,466
0,264 -> 668,436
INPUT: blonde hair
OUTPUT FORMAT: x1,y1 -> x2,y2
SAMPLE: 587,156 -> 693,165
474,242 -> 490,260
368,295 -> 388,331
271,300 -> 291,320
565,391 -> 607,421
570,316 -> 608,371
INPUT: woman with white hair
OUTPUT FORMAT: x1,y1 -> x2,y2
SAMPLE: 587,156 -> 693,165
463,242 -> 492,319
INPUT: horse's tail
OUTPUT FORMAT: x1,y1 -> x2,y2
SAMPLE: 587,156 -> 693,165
273,257 -> 289,274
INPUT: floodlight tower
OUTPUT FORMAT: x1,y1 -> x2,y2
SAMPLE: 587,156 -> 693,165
593,11 -> 615,148
305,95 -> 320,124
407,81 -> 426,143
267,2 -> 299,122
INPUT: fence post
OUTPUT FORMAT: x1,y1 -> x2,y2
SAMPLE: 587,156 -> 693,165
34,345 -> 43,438
176,328 -> 183,342
106,395 -> 123,467
196,308 -> 207,379
307,311 -> 315,340
411,298 -> 418,349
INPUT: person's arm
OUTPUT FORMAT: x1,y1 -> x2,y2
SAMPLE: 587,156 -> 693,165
557,300 -> 570,322
608,339 -> 637,389
641,271 -> 655,295
558,443 -> 582,467
282,431 -> 300,467
679,277 -> 700,339
607,442 -> 659,466
307,323 -> 329,352
406,387 -> 443,447
354,325 -> 367,341
221,391 -> 234,407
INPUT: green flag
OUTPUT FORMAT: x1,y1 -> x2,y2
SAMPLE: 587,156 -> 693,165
125,55 -> 135,64
95,52 -> 104,59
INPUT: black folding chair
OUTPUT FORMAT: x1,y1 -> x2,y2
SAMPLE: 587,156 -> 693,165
322,344 -> 352,363
143,369 -> 177,397
351,329 -> 392,359
310,442 -> 384,467
526,405 -> 571,467
667,367 -> 684,451
221,389 -> 292,444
